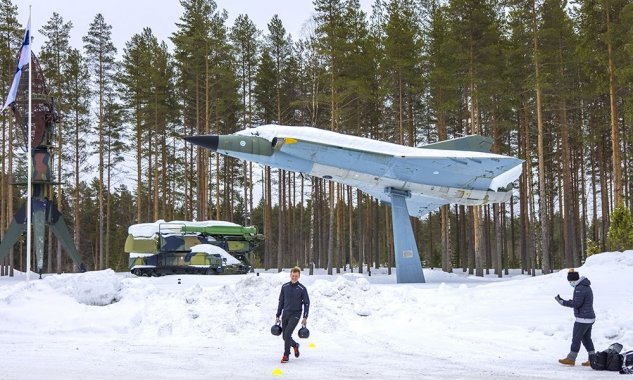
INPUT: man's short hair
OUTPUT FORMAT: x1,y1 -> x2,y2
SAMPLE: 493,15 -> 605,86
291,266 -> 301,274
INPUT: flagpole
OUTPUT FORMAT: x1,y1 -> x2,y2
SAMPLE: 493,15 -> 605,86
25,6 -> 32,281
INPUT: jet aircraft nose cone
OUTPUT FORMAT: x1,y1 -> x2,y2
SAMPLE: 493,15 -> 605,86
183,135 -> 219,151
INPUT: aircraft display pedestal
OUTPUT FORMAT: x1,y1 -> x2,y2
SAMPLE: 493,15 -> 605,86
386,187 -> 425,283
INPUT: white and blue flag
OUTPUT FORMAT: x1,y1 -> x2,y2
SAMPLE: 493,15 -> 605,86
1,16 -> 31,112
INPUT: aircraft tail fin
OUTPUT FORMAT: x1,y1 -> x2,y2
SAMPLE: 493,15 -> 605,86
420,135 -> 492,153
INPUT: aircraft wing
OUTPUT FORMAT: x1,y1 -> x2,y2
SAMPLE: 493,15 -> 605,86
272,137 -> 522,193
361,185 -> 449,218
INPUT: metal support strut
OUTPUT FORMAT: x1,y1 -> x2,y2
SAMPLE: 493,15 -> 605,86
385,187 -> 425,283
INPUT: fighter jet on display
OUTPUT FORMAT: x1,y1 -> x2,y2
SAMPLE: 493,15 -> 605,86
184,124 -> 523,283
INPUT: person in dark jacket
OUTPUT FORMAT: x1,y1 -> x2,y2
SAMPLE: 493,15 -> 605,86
555,268 -> 596,366
275,266 -> 310,363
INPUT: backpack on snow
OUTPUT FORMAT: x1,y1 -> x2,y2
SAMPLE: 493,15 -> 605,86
606,350 -> 624,371
620,350 -> 633,375
590,351 -> 608,370
590,343 -> 623,371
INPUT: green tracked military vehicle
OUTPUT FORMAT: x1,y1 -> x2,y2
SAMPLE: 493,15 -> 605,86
125,220 -> 264,276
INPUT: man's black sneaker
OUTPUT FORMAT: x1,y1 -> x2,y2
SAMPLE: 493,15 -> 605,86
293,343 -> 300,358
281,355 -> 289,363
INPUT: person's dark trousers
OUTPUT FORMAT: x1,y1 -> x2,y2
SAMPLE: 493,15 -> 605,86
282,312 -> 301,356
571,322 -> 595,354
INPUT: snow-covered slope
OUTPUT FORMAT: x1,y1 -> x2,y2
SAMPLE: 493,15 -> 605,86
0,251 -> 631,379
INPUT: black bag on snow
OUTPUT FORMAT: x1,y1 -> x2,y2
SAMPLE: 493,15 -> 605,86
591,343 -> 623,371
590,351 -> 608,370
620,350 -> 633,375
606,351 -> 624,371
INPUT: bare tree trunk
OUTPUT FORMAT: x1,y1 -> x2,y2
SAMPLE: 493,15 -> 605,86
357,190 -> 363,274
437,105 -> 452,272
1,116 -> 5,275
106,134 -> 111,268
327,181 -> 334,275
560,95 -> 575,267
468,207 -> 475,275
458,205 -> 466,272
347,186 -> 353,272
265,166 -> 272,269
599,138 -> 610,250
520,96 -> 533,274
153,115 -> 159,222
136,102 -> 142,223
55,116 -> 63,272
606,4 -> 622,206
578,141 -> 587,264
277,170 -> 284,272
314,179 -> 322,268
398,72 -> 404,145
494,204 -> 502,277
335,184 -> 342,273
1,119 -> 4,239
532,0 -> 550,274
300,175 -> 305,267
98,67 -> 104,270
483,206 -> 490,275
308,178 -> 315,275
289,172 -> 294,264
590,146 -> 598,244
73,109 -> 81,273
3,117 -> 15,275
386,205 -> 392,274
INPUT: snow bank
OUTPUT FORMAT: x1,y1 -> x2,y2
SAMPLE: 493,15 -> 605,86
0,251 -> 631,379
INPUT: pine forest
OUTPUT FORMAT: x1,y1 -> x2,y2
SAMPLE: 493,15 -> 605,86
1,0 -> 633,277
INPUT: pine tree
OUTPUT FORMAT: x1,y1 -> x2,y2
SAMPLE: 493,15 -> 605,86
120,31 -> 150,223
172,0 -> 216,221
230,14 -> 260,225
507,0 -> 536,274
622,5 -> 633,209
449,0 -> 507,276
606,204 -> 633,251
253,47 -> 276,269
83,13 -> 117,269
103,89 -> 127,268
172,0 -> 238,222
150,41 -> 179,221
109,184 -> 135,270
539,0 -> 580,267
428,2 -> 458,272
254,48 -> 277,123
39,12 -> 74,273
383,0 -> 423,146
63,48 -> 91,273
526,0 -> 552,275
314,0 -> 348,275
230,14 -> 259,129
39,13 -> 72,110
265,15 -> 292,272
121,28 -> 178,223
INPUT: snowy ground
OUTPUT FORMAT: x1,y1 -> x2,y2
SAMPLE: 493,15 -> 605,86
1,251 -> 631,380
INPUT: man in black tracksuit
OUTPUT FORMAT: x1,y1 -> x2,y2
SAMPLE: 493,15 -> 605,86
276,266 -> 310,363
555,268 -> 596,366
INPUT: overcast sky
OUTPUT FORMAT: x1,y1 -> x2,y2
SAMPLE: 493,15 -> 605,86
13,0 -> 372,54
